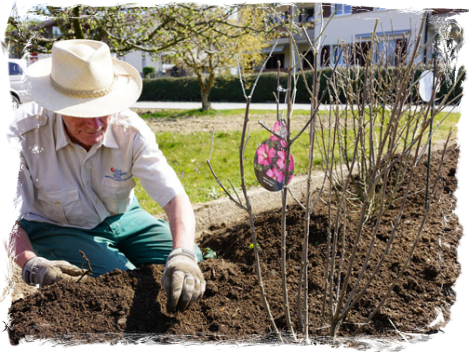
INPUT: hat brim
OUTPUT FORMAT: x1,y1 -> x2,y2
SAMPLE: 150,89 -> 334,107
24,57 -> 142,118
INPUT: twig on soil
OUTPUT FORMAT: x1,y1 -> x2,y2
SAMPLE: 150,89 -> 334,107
77,250 -> 93,282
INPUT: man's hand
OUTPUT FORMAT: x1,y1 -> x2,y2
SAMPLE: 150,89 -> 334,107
22,257 -> 88,288
161,248 -> 206,313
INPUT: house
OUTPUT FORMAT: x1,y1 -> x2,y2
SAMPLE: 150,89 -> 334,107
8,4 -> 465,77
263,3 -> 466,71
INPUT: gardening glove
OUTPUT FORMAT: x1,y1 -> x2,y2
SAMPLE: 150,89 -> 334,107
22,256 -> 88,288
161,248 -> 206,313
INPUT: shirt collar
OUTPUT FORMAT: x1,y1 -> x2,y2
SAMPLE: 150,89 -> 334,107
54,113 -> 69,151
55,113 -> 119,151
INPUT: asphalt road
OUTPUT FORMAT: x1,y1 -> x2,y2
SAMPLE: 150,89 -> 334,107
132,101 -> 460,113
0,101 -> 469,117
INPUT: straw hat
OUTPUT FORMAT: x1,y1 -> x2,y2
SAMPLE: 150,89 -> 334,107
24,39 -> 142,118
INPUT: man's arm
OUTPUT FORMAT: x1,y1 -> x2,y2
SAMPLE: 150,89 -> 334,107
9,223 -> 37,268
161,192 -> 206,312
163,192 -> 196,251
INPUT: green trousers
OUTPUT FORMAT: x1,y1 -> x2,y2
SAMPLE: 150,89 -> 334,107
20,197 -> 203,276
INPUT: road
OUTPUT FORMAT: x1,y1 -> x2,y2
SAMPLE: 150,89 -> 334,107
132,101 -> 460,113
0,101 -> 469,118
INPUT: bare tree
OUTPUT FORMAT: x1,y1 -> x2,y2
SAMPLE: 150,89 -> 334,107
0,0 -> 266,54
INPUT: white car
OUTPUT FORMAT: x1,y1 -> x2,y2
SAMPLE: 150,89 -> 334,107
9,59 -> 32,109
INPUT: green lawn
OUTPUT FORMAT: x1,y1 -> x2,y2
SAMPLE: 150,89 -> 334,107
136,128 -> 318,215
135,109 -> 460,216
1,109 -> 469,214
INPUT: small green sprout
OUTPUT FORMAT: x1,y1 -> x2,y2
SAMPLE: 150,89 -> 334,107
203,247 -> 217,259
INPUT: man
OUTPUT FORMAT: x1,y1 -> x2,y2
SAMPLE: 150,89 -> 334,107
9,39 -> 205,313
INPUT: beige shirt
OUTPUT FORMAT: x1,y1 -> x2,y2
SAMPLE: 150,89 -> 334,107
14,102 -> 184,229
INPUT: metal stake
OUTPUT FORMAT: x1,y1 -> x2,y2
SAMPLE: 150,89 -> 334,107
425,33 -> 438,210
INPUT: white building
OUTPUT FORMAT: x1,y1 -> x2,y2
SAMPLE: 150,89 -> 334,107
14,4 -> 465,78
117,51 -> 172,78
263,4 -> 465,71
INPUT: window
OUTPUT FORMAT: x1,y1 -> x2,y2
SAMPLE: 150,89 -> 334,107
395,38 -> 407,66
267,15 -> 280,25
322,3 -> 332,18
374,39 -> 408,66
266,54 -> 285,70
303,50 -> 314,69
300,7 -> 315,23
331,45 -> 347,66
9,62 -> 23,76
374,40 -> 396,65
267,11 -> 289,24
335,4 -> 352,16
330,46 -> 339,66
352,0 -> 375,13
321,46 -> 331,67
378,0 -> 397,9
351,42 -> 371,66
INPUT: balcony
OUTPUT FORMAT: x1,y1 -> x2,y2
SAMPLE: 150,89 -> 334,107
428,2 -> 469,27
277,22 -> 314,40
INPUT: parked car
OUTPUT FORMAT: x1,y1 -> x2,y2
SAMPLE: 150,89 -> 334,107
9,59 -> 32,109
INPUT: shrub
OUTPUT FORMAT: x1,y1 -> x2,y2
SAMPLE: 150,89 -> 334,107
139,66 -> 464,105
143,66 -> 156,79
140,76 -> 201,101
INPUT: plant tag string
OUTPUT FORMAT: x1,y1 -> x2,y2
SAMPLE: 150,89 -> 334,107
254,120 -> 295,192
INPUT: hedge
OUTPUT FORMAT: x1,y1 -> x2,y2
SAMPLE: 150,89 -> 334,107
139,65 -> 465,105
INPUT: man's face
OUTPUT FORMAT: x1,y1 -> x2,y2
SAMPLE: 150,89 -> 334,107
62,115 -> 111,151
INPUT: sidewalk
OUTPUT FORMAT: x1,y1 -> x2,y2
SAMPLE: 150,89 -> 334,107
132,101 -> 460,113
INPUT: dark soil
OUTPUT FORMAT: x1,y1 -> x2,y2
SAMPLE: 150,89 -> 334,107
7,145 -> 462,346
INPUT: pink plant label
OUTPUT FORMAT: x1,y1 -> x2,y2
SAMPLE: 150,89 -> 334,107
254,121 -> 295,192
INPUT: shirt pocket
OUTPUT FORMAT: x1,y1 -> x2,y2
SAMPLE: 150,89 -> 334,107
101,177 -> 136,215
37,188 -> 85,226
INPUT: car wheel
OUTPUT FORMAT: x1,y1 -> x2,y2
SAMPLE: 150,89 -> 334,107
0,94 -> 20,114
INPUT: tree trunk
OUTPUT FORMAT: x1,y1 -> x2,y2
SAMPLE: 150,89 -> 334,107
201,90 -> 212,111
199,73 -> 215,111
72,6 -> 85,39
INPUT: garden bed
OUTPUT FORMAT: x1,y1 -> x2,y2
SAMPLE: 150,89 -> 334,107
0,133 -> 469,351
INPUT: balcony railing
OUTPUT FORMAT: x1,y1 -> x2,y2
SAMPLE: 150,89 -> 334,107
276,22 -> 314,38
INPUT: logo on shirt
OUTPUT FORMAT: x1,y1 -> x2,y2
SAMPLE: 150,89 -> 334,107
106,167 -> 133,182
